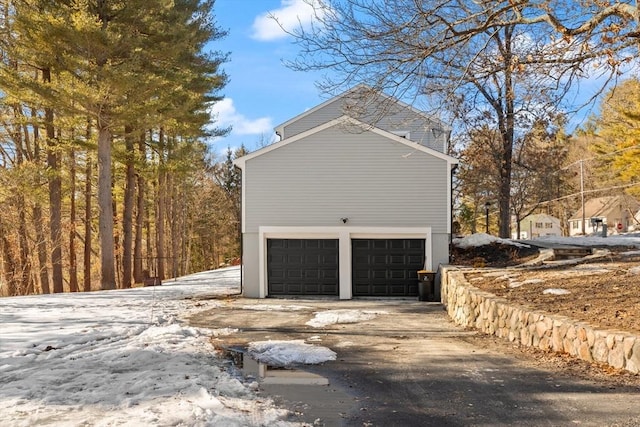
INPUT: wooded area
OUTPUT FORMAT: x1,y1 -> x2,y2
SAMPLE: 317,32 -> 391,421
285,0 -> 640,237
0,0 -> 241,296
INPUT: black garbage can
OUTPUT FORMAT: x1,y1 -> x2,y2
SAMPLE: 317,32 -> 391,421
417,271 -> 436,302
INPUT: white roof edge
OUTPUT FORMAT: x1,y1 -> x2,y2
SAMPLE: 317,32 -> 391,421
273,84 -> 451,136
273,85 -> 365,135
370,125 -> 458,164
234,115 -> 458,168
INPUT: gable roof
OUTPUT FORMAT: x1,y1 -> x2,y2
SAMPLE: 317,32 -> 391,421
519,213 -> 561,222
234,115 -> 458,168
569,195 -> 640,221
273,84 -> 451,138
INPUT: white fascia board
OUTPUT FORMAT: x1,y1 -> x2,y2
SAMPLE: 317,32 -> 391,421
370,125 -> 459,165
234,115 -> 458,168
233,115 -> 350,168
272,85 -> 368,135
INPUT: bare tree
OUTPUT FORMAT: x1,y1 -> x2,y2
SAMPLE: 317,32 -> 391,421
282,0 -> 638,237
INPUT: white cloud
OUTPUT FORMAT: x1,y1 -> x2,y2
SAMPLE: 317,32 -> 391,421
210,98 -> 273,136
251,0 -> 323,41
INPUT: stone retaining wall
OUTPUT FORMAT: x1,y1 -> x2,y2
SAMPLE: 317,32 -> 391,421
440,266 -> 640,374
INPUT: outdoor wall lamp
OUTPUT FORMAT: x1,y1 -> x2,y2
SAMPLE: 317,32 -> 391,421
340,217 -> 349,224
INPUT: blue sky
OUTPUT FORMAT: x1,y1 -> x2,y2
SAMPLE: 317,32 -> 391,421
207,0 -> 634,156
209,0 -> 327,154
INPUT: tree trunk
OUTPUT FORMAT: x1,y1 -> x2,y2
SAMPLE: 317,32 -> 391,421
133,133 -> 145,283
31,107 -> 50,294
0,221 -> 19,296
145,190 -> 152,275
156,128 -> 165,280
18,199 -> 33,294
97,118 -> 116,290
33,204 -> 50,294
112,181 -> 121,288
84,152 -> 92,292
170,172 -> 179,278
43,68 -> 64,293
14,121 -> 33,295
498,27 -> 515,239
121,125 -> 136,288
69,147 -> 79,292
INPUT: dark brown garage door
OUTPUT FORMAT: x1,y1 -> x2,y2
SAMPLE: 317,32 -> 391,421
352,239 -> 425,296
267,239 -> 339,296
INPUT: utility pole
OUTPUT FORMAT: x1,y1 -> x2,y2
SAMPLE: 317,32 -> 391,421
580,159 -> 585,235
484,201 -> 491,234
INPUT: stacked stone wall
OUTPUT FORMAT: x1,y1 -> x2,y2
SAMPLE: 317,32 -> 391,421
440,266 -> 640,374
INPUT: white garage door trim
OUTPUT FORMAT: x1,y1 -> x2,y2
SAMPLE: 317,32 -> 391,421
259,226 -> 432,299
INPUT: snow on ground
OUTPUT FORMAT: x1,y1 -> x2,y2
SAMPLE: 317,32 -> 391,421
543,288 -> 572,295
508,278 -> 544,289
530,233 -> 640,248
0,267 -> 313,427
248,340 -> 336,367
453,233 -> 530,248
454,232 -> 640,249
305,309 -> 387,328
240,304 -> 310,312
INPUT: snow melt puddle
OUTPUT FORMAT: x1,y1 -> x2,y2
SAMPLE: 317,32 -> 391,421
222,343 -> 333,386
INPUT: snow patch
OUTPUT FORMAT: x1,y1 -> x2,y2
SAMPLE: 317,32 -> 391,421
248,340 -> 337,366
509,278 -> 544,288
629,266 -> 640,275
543,288 -> 571,295
240,304 -> 310,312
211,327 -> 240,337
305,309 -> 387,328
453,233 -> 530,249
0,267 -> 302,426
532,234 -> 640,248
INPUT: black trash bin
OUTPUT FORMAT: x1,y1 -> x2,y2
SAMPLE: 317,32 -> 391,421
417,270 -> 436,301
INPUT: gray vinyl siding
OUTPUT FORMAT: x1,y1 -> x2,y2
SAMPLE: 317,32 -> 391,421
244,125 -> 449,234
242,233 -> 260,298
281,95 -> 448,153
281,98 -> 343,139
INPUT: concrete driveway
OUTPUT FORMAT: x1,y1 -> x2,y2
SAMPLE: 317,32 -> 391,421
187,297 -> 640,427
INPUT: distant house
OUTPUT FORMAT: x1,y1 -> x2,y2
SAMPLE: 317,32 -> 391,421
568,195 -> 640,236
234,85 -> 458,299
511,213 -> 562,239
632,209 -> 640,232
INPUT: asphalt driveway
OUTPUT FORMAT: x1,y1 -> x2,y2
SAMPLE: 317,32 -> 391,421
187,297 -> 640,427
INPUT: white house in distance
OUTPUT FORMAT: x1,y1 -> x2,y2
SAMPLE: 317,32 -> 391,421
568,195 -> 640,236
511,213 -> 562,240
234,86 -> 458,299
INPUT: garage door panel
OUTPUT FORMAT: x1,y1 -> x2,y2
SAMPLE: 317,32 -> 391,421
390,255 -> 406,265
267,239 -> 339,296
287,269 -> 302,279
373,255 -> 386,264
408,255 -> 423,264
323,270 -> 338,279
389,269 -> 407,279
352,239 -> 425,297
270,269 -> 285,279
